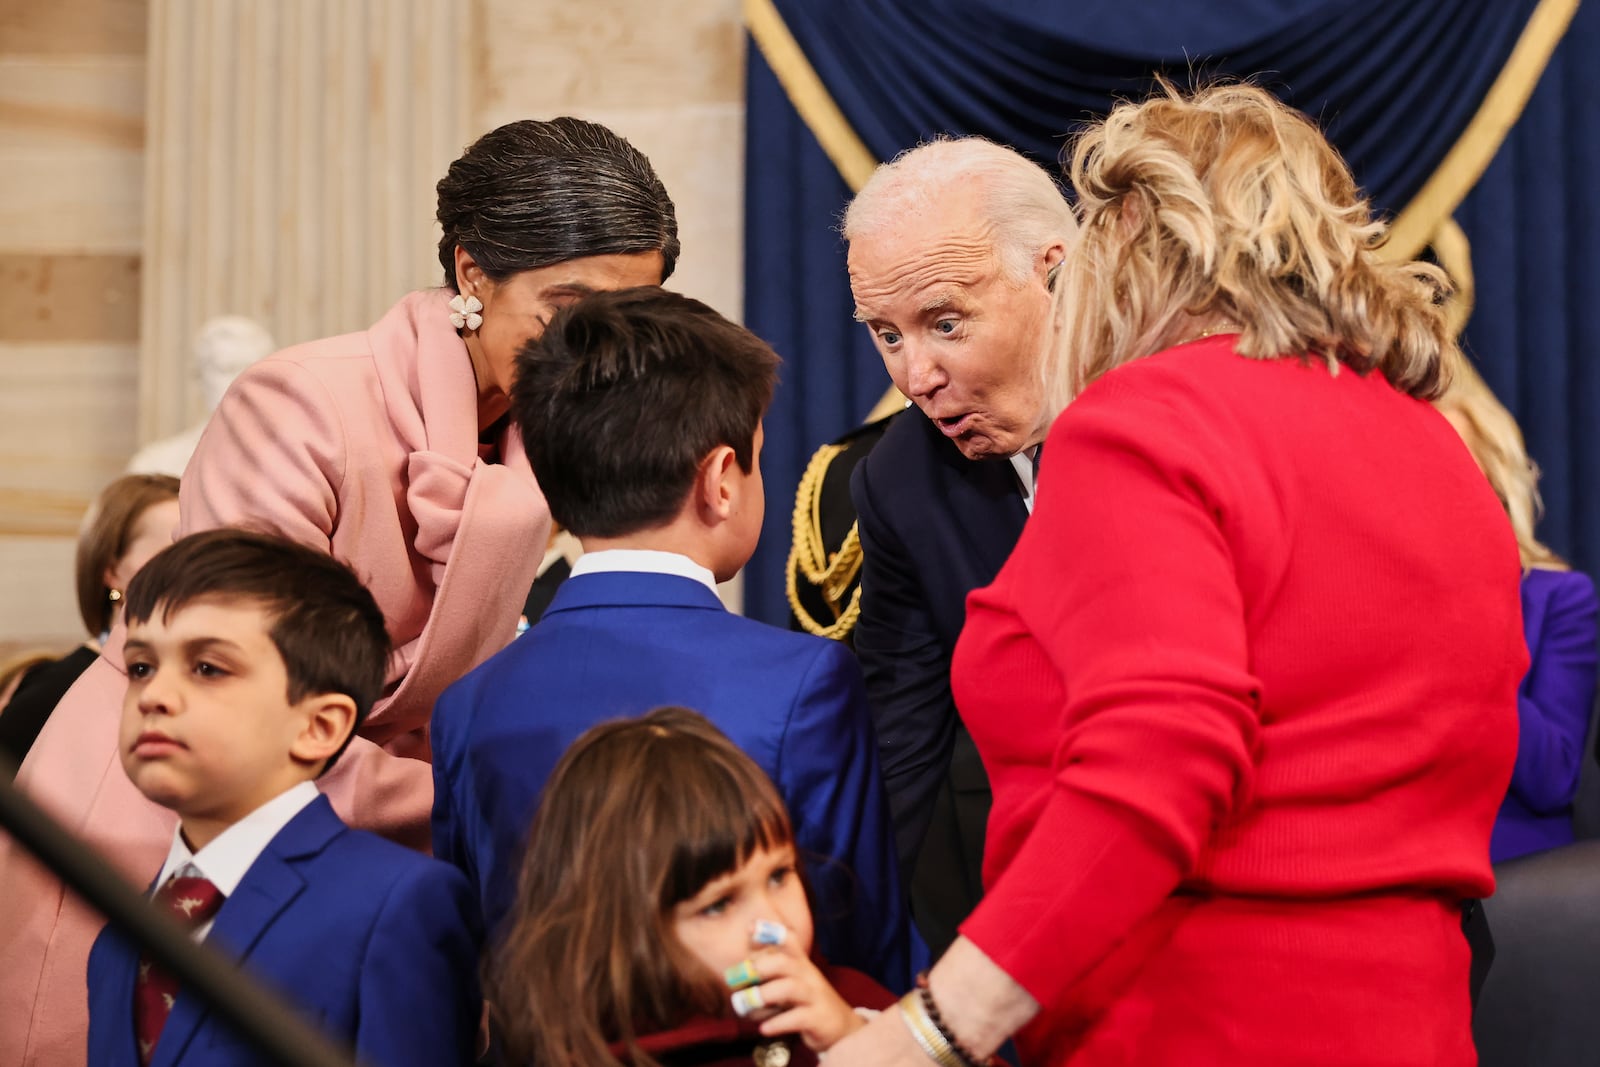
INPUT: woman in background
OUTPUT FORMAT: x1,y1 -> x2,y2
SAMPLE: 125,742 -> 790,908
1440,369 -> 1599,862
0,473 -> 179,771
1,116 -> 678,1067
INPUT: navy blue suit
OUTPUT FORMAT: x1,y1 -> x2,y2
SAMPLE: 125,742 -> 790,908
86,796 -> 480,1067
430,570 -> 913,990
850,411 -> 1028,950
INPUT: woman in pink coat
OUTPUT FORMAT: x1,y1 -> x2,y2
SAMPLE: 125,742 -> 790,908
0,117 -> 678,1067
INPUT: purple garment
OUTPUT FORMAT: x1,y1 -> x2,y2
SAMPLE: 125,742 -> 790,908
1491,568 -> 1600,863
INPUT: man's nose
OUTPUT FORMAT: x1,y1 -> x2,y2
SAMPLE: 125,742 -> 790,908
902,340 -> 949,399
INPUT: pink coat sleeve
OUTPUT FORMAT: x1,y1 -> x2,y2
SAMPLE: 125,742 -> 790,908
178,359 -> 342,549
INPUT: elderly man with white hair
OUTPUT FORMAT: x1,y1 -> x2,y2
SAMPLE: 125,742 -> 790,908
843,137 -> 1077,955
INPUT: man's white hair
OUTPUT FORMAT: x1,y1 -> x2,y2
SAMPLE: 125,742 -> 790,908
843,136 -> 1077,285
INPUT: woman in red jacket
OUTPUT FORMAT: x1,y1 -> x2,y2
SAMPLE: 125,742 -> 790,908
831,82 -> 1525,1066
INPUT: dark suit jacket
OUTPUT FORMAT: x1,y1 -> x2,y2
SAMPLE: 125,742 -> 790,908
430,571 -> 913,991
849,411 -> 1028,944
85,796 -> 480,1067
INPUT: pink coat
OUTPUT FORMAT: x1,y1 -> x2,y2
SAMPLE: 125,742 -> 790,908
0,289 -> 548,1066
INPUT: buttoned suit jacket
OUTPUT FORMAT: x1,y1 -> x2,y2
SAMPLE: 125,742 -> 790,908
86,796 -> 480,1067
849,411 -> 1028,945
430,570 -> 913,990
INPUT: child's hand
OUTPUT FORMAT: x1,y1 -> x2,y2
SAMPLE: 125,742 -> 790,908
724,939 -> 864,1051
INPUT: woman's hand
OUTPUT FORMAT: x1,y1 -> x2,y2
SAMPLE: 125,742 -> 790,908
823,936 -> 1038,1067
822,1005 -> 932,1066
728,941 -> 864,1051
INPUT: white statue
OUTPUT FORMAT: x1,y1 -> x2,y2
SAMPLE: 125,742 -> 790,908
127,316 -> 276,477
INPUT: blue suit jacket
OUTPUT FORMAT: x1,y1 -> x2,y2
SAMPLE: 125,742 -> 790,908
430,571 -> 913,989
1491,568 -> 1600,862
849,412 -> 1027,872
86,796 -> 480,1067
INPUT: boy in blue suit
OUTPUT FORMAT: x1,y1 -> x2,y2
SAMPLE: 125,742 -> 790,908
431,287 -> 914,989
87,530 -> 479,1067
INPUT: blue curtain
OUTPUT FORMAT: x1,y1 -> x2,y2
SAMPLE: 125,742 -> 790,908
1457,2 -> 1600,569
744,0 -> 1587,624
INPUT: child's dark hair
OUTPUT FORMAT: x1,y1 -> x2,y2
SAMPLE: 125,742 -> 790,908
123,529 -> 390,771
510,287 -> 780,539
491,707 -> 795,1067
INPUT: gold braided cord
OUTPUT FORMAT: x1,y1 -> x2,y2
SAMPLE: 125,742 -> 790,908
1381,0 -> 1578,261
787,442 -> 865,640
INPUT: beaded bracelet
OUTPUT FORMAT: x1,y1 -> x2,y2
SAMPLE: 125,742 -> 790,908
915,973 -> 989,1067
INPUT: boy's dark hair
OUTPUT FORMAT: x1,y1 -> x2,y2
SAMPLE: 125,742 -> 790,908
511,287 -> 780,539
123,529 -> 391,771
436,117 -> 679,289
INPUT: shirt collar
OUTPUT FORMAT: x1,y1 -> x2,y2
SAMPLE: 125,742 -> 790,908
569,549 -> 718,594
155,781 -> 321,898
1009,447 -> 1039,514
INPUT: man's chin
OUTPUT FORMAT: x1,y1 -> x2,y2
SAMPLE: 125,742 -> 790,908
951,434 -> 1012,462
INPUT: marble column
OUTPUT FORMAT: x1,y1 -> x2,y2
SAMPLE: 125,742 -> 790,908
139,0 -> 469,440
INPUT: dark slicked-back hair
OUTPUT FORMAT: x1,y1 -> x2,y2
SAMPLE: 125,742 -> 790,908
123,529 -> 391,771
511,287 -> 779,539
436,117 -> 679,289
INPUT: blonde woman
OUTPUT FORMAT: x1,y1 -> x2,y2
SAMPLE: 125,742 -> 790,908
832,82 -> 1525,1067
1440,369 -> 1598,863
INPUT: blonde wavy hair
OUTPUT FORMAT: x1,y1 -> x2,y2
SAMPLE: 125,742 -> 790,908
1437,364 -> 1565,571
1046,81 -> 1458,415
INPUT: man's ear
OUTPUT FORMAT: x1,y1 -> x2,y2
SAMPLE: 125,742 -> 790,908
290,693 -> 359,769
694,445 -> 739,524
1041,240 -> 1068,291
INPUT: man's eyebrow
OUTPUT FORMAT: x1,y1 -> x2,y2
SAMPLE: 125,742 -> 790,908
920,291 -> 968,314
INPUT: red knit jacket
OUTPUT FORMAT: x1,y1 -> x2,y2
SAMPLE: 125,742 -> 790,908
954,339 -> 1524,1064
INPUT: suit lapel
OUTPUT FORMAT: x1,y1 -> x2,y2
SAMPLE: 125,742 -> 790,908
942,443 -> 1030,583
1521,576 -> 1547,662
92,925 -> 147,1067
151,798 -> 342,1067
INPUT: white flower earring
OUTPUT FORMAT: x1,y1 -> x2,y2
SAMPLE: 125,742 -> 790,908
448,293 -> 483,331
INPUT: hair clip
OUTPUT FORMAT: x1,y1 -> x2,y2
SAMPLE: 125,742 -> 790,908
448,293 -> 483,331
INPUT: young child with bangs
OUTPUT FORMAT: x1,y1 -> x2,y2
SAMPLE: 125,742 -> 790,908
491,706 -> 897,1067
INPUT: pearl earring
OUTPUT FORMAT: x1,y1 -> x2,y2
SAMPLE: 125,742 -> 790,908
108,589 -> 123,603
448,293 -> 483,331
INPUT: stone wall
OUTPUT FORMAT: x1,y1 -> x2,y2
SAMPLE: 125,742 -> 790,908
0,0 -> 747,650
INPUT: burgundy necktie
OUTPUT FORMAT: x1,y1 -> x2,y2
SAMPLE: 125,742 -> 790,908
134,867 -> 224,1065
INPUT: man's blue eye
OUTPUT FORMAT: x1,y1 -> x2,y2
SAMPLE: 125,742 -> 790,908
936,319 -> 958,334
879,330 -> 901,346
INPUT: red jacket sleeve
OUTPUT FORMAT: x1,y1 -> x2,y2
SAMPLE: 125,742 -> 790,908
960,372 -> 1262,1008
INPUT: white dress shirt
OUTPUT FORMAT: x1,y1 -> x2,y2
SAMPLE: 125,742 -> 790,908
568,548 -> 719,595
152,781 -> 320,941
1009,446 -> 1041,514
